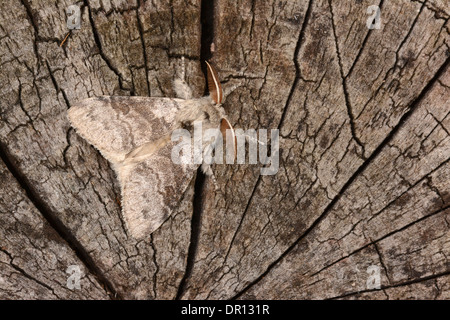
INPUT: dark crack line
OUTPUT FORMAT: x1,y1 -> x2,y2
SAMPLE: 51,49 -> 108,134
19,0 -> 38,35
175,169 -> 205,299
0,144 -> 120,299
136,0 -> 151,96
365,156 -> 450,224
345,0 -> 385,79
84,0 -> 131,94
429,111 -> 450,137
6,0 -> 122,300
150,234 -> 160,298
45,60 -> 71,109
394,1 -> 427,63
19,0 -> 40,66
356,0 -> 427,120
219,0 -> 315,293
175,0 -> 214,299
231,57 -> 449,300
223,176 -> 262,264
373,242 -> 391,285
310,201 -> 450,278
0,247 -> 60,298
277,0 -> 314,130
329,270 -> 450,300
409,0 -> 449,20
328,0 -> 366,159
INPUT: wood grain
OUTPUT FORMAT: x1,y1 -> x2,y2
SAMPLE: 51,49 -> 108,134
0,0 -> 448,299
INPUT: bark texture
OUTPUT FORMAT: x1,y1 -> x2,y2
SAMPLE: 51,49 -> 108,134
0,0 -> 448,299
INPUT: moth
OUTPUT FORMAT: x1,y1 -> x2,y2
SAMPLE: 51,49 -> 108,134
68,62 -> 236,239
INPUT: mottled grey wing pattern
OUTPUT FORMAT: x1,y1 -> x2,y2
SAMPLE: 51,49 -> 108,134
68,96 -> 179,163
68,96 -> 198,239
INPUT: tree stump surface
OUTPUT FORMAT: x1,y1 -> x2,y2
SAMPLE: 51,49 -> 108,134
0,0 -> 448,299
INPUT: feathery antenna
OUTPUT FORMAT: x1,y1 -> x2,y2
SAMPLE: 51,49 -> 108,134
205,61 -> 223,104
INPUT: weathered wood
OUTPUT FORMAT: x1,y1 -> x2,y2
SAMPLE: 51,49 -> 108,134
0,0 -> 197,299
0,158 -> 109,299
0,0 -> 448,299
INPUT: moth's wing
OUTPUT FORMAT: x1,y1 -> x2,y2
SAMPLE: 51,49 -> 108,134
119,143 -> 198,239
68,96 -> 197,239
68,96 -> 181,163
